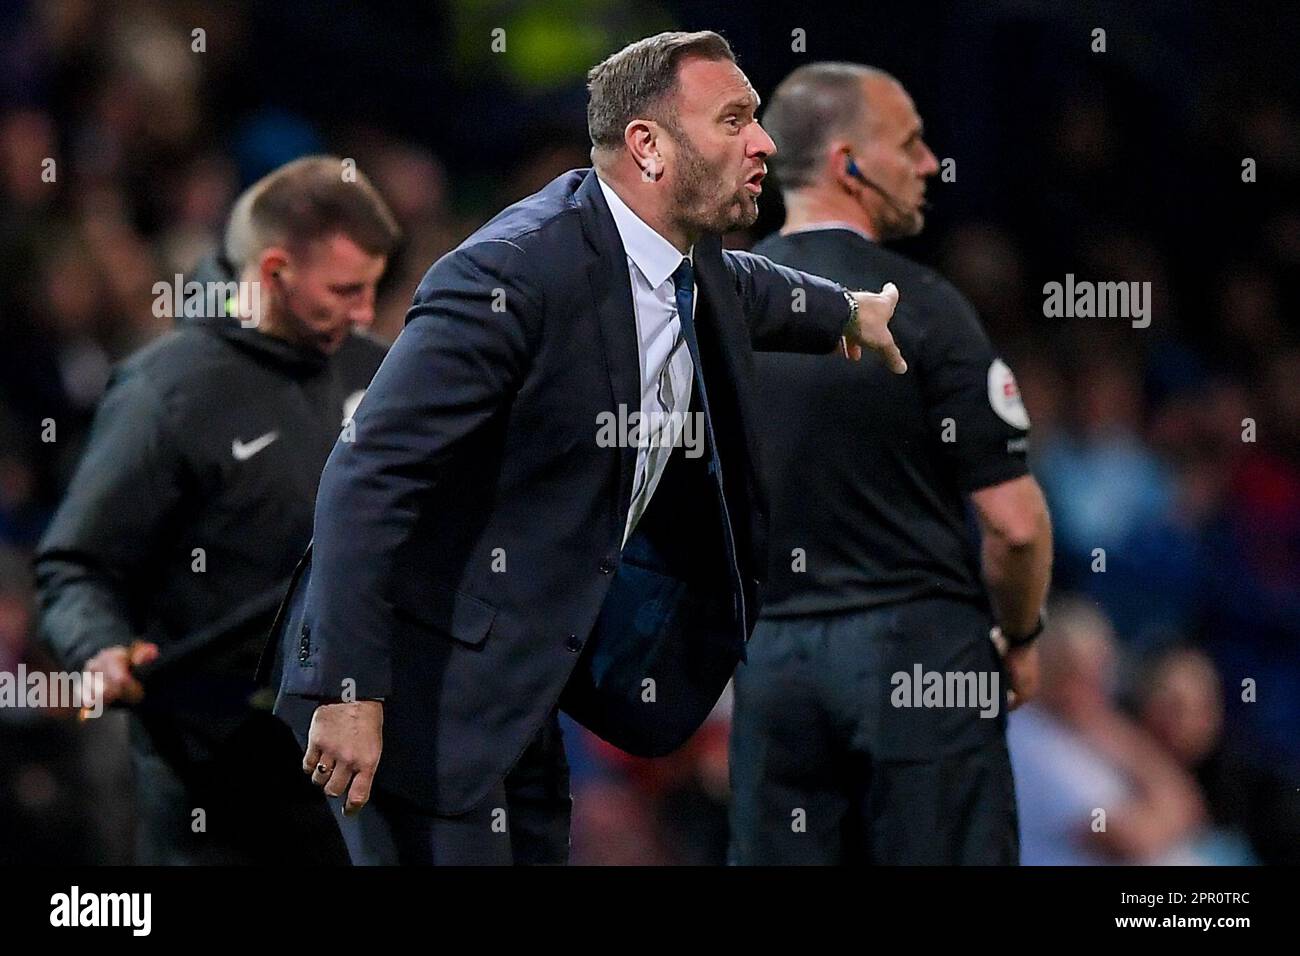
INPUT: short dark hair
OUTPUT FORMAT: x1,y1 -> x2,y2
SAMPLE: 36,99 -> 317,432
224,155 -> 401,272
586,30 -> 736,153
764,62 -> 892,191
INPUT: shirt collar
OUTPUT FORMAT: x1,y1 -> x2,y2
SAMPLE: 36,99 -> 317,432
597,175 -> 692,288
782,221 -> 877,243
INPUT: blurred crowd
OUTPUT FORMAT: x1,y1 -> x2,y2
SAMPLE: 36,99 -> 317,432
1,1 -> 1297,864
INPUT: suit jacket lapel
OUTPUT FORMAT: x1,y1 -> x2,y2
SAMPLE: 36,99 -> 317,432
574,170 -> 640,523
692,237 -> 759,469
692,237 -> 768,582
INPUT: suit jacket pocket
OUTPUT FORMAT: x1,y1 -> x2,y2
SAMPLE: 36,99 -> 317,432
391,577 -> 497,647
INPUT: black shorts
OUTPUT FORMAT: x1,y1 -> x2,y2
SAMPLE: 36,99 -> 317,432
729,597 -> 1019,865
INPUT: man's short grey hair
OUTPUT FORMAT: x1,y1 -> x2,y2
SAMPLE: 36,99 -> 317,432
586,30 -> 736,153
764,62 -> 896,190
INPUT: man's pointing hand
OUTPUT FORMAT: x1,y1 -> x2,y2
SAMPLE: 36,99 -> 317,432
843,282 -> 907,373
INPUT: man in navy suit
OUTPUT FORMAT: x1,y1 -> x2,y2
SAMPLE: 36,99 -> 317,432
265,30 -> 907,864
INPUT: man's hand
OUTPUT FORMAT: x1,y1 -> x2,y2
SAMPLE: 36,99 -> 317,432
82,641 -> 160,708
303,701 -> 384,815
990,626 -> 1040,711
844,283 -> 907,373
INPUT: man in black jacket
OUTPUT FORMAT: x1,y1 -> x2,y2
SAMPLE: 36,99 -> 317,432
729,64 -> 1053,864
34,155 -> 400,864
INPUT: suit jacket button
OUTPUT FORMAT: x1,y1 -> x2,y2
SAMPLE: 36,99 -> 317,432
598,557 -> 616,574
298,624 -> 311,662
565,633 -> 582,652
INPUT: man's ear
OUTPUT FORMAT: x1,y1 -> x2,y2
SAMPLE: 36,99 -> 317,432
258,247 -> 291,286
624,119 -> 663,181
829,141 -> 858,192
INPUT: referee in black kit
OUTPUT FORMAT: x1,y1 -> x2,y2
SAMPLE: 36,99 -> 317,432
34,156 -> 399,863
729,64 -> 1053,864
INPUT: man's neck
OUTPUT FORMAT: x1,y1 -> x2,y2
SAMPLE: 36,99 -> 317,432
237,270 -> 292,344
246,296 -> 297,346
596,166 -> 695,254
780,188 -> 879,241
256,315 -> 295,344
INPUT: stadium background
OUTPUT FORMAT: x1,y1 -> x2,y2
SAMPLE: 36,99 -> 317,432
0,0 -> 1297,864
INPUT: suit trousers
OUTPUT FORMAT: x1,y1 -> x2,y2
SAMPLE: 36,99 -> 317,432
728,597 -> 1019,865
330,708 -> 572,865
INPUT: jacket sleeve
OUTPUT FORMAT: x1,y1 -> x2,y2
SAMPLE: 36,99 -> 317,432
723,249 -> 849,353
33,368 -> 187,671
282,238 -> 542,701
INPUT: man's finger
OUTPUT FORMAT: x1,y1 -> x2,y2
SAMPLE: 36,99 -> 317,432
99,653 -> 131,682
865,327 -> 906,374
128,641 -> 161,668
884,342 -> 907,374
302,742 -> 323,776
96,661 -> 129,706
344,767 -> 375,815
101,657 -> 145,705
323,762 -> 354,799
89,650 -> 148,707
312,758 -> 337,787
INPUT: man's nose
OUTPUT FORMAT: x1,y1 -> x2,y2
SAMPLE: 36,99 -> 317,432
918,142 -> 940,177
350,291 -> 377,327
750,121 -> 777,158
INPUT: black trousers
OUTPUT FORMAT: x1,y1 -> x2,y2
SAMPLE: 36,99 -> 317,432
131,706 -> 350,865
329,709 -> 572,865
729,597 -> 1019,865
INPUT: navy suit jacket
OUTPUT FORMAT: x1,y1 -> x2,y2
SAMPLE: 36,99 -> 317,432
268,169 -> 848,814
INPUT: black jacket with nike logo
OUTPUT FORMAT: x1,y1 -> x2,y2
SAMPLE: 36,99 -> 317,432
34,256 -> 386,692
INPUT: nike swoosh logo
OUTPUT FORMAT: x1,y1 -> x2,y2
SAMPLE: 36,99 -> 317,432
232,431 -> 279,461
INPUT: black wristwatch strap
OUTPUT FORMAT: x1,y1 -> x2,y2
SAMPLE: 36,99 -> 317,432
1004,611 -> 1047,648
841,288 -> 859,339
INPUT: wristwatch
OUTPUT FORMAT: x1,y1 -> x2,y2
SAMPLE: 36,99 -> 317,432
841,288 -> 860,341
1004,610 -> 1047,648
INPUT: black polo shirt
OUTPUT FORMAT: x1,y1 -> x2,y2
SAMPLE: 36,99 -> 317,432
751,227 -> 1031,617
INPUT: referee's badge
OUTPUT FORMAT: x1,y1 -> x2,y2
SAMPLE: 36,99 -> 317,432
986,359 -> 1030,430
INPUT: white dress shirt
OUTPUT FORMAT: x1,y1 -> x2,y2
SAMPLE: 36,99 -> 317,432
597,176 -> 696,546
